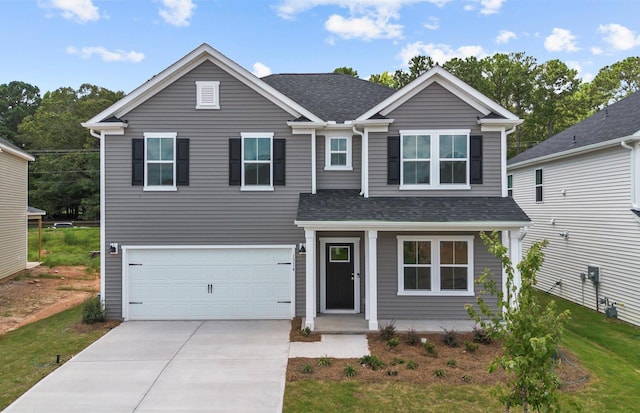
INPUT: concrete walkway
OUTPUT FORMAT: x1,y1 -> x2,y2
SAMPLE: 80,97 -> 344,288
4,320 -> 290,413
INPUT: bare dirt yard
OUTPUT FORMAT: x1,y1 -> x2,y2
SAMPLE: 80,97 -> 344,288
0,266 -> 99,335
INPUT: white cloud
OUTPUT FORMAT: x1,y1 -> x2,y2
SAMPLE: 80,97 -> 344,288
252,62 -> 272,78
66,46 -> 145,63
496,30 -> 516,44
544,28 -> 579,52
591,46 -> 603,55
39,0 -> 100,23
275,0 -> 450,20
400,41 -> 488,66
158,0 -> 196,27
598,23 -> 640,50
424,16 -> 439,30
463,0 -> 505,15
325,14 -> 402,40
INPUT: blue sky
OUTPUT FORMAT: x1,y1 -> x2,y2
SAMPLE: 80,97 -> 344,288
2,0 -> 639,94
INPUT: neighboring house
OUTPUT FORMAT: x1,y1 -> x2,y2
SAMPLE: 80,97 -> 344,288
508,91 -> 640,326
83,43 -> 530,330
0,137 -> 35,280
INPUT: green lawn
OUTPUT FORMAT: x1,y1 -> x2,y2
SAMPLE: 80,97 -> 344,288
0,305 -> 114,410
28,227 -> 100,271
284,292 -> 640,412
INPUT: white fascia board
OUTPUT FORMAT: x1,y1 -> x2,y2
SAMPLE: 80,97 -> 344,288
122,244 -> 297,251
84,43 -> 323,127
294,220 -> 530,232
0,144 -> 34,161
478,118 -> 523,130
357,66 -> 519,122
81,122 -> 128,135
507,135 -> 640,171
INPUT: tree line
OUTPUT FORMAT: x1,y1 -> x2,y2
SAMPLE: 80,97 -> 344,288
1,53 -> 638,219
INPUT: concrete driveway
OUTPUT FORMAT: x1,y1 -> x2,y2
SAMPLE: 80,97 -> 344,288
4,320 -> 290,413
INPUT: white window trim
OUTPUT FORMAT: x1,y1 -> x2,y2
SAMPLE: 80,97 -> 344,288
143,132 -> 177,191
535,168 -> 543,203
399,129 -> 471,190
241,132 -> 274,191
324,135 -> 353,171
196,81 -> 220,110
397,235 -> 474,296
507,174 -> 513,197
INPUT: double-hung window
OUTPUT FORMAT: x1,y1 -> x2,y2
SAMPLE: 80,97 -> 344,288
507,174 -> 513,197
398,236 -> 474,296
144,132 -> 176,190
400,130 -> 470,189
535,168 -> 543,202
242,132 -> 273,189
325,136 -> 352,170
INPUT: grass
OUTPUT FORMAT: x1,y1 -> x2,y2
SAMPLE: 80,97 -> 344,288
283,291 -> 640,412
0,305 -> 114,410
28,227 -> 100,271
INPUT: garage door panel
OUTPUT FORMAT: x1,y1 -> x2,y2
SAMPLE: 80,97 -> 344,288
126,247 -> 293,320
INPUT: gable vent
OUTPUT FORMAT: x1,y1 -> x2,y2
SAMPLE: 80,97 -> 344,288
196,81 -> 220,109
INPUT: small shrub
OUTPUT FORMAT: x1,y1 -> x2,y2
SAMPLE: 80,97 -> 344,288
301,364 -> 314,374
82,296 -> 105,324
433,369 -> 446,378
390,357 -> 405,366
387,337 -> 400,349
442,328 -> 459,347
317,356 -> 332,367
406,328 -> 420,346
344,365 -> 358,377
446,358 -> 457,368
386,370 -> 399,377
472,325 -> 493,344
464,340 -> 480,352
406,360 -> 418,370
461,374 -> 472,383
359,355 -> 386,371
423,341 -> 437,357
379,321 -> 396,340
300,326 -> 311,337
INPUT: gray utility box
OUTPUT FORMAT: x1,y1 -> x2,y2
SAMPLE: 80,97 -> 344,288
587,265 -> 600,283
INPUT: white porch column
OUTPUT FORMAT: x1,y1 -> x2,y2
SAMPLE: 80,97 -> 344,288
364,232 -> 370,320
304,229 -> 316,330
367,230 -> 378,330
311,130 -> 317,194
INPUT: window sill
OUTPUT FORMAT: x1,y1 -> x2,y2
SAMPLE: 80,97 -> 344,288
399,184 -> 471,190
240,186 -> 274,192
195,104 -> 220,110
143,186 -> 177,192
324,166 -> 353,171
397,291 -> 474,297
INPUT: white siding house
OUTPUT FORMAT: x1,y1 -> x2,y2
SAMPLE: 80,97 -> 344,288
508,92 -> 640,326
0,137 -> 34,280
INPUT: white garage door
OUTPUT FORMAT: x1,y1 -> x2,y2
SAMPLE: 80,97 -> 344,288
124,247 -> 294,320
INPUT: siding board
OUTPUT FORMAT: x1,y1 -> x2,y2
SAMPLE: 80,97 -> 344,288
0,151 -> 28,279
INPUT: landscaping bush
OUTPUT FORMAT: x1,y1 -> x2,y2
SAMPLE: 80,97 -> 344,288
379,321 -> 396,340
472,325 -> 493,344
82,296 -> 105,324
464,340 -> 480,352
406,328 -> 420,345
359,355 -> 386,371
442,328 -> 459,347
423,341 -> 437,357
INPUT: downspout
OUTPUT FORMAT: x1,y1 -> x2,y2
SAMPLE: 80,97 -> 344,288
311,130 -> 317,194
89,129 -> 101,139
89,128 -> 106,308
352,126 -> 367,197
621,140 -> 638,209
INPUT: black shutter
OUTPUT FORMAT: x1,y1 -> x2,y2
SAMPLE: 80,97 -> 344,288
387,135 -> 400,185
273,138 -> 286,186
229,138 -> 241,186
470,135 -> 483,184
176,138 -> 189,186
132,139 -> 144,186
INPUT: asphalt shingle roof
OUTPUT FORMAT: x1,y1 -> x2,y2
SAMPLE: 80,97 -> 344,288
297,189 -> 530,223
509,91 -> 640,165
262,73 -> 395,122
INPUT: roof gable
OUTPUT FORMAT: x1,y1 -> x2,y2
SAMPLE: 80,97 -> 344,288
0,137 -> 34,161
509,91 -> 640,167
84,43 -> 323,128
357,66 -> 520,125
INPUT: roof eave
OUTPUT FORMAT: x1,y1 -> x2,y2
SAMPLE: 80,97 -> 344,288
81,122 -> 128,135
294,220 -> 530,231
0,144 -> 34,161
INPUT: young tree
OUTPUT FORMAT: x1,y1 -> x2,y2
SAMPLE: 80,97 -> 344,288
466,231 -> 570,413
333,67 -> 359,77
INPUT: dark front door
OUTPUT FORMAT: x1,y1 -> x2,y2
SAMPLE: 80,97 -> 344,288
326,243 -> 355,310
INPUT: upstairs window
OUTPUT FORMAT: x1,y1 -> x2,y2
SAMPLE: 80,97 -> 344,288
325,136 -> 352,170
242,133 -> 273,189
535,168 -> 543,202
400,130 -> 470,189
144,132 -> 176,189
196,81 -> 220,109
507,174 -> 513,197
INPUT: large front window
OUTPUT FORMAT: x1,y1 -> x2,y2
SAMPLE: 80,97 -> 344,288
242,133 -> 273,188
400,130 -> 470,189
144,133 -> 176,188
398,236 -> 474,296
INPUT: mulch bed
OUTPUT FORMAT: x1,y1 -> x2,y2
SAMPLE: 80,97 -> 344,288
290,317 -> 321,342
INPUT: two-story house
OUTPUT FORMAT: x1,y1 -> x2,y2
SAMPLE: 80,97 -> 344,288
83,43 -> 529,330
508,91 -> 640,326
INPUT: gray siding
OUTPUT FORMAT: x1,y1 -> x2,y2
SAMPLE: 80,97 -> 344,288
369,83 -> 502,197
511,146 -> 640,326
316,135 -> 361,190
377,231 -> 501,319
0,151 -> 28,280
104,61 -> 309,318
